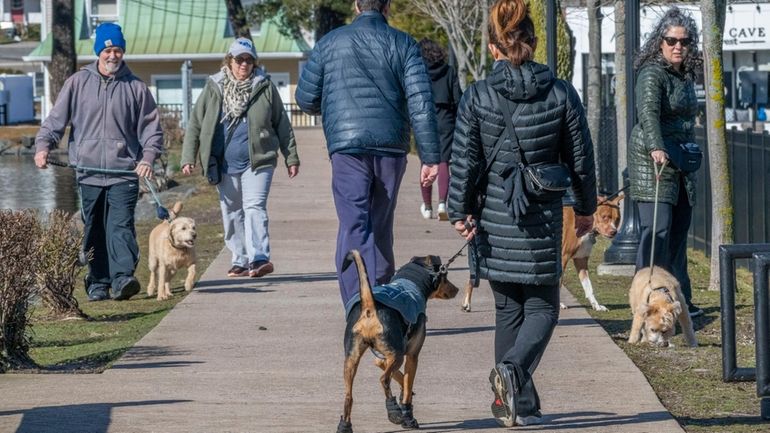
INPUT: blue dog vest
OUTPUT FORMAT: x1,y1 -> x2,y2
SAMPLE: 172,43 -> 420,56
344,278 -> 427,325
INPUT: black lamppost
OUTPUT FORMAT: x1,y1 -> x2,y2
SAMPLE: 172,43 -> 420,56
604,0 -> 641,264
546,0 -> 557,74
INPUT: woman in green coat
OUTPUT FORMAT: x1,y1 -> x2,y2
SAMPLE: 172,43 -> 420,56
181,38 -> 300,278
628,7 -> 702,317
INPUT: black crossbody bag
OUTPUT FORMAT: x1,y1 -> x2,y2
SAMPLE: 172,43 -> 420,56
492,88 -> 572,202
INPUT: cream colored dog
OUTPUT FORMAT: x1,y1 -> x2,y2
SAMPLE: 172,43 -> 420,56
628,266 -> 697,348
147,202 -> 197,300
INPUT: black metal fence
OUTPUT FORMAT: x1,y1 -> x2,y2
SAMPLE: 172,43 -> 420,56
690,127 -> 770,253
155,103 -> 320,128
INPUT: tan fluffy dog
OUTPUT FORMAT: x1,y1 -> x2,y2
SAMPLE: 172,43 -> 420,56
147,202 -> 197,300
628,266 -> 697,347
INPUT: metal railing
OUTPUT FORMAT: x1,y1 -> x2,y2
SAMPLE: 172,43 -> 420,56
154,103 -> 319,128
719,243 -> 770,420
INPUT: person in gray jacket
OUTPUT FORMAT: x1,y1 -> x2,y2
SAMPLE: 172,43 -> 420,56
34,23 -> 163,301
295,0 -> 440,306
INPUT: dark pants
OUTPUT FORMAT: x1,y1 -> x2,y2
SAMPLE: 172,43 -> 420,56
635,178 -> 693,305
331,153 -> 407,305
80,181 -> 140,289
491,281 -> 560,417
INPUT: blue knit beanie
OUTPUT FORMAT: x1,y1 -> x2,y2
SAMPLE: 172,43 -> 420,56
93,23 -> 126,55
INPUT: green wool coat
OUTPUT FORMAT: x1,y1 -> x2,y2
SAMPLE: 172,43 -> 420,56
628,62 -> 698,206
181,73 -> 299,175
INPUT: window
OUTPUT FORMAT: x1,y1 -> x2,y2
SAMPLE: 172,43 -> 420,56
153,76 -> 207,106
241,0 -> 262,36
89,0 -> 119,32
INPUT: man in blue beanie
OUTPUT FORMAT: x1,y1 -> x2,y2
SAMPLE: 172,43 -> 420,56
34,22 -> 163,301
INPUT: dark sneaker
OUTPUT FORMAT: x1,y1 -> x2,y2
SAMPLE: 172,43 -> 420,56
111,277 -> 141,301
688,303 -> 704,318
86,285 -> 110,302
489,364 -> 516,427
249,260 -> 274,278
227,265 -> 249,277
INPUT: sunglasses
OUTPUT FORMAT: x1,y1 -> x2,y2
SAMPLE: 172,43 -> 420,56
663,36 -> 692,47
233,56 -> 253,65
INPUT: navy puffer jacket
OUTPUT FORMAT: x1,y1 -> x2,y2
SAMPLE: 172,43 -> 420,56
448,61 -> 597,285
295,11 -> 440,163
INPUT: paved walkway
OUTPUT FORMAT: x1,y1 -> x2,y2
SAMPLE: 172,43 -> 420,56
0,129 -> 684,433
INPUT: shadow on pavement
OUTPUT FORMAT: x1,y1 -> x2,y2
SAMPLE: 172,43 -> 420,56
111,360 -> 204,369
0,400 -> 192,433
428,326 -> 495,336
537,410 -> 673,430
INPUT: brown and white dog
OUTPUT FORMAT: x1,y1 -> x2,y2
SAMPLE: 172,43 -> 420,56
147,202 -> 197,301
460,194 -> 623,313
558,194 -> 623,311
628,266 -> 697,347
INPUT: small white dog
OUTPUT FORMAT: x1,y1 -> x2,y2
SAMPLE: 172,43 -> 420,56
147,202 -> 197,300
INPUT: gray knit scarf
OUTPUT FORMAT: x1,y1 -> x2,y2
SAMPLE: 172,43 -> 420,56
220,65 -> 254,130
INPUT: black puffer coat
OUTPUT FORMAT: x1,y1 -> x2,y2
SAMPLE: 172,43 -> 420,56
426,61 -> 462,162
448,61 -> 597,285
628,62 -> 698,206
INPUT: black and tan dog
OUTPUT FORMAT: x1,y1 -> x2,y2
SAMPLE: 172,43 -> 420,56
336,250 -> 459,433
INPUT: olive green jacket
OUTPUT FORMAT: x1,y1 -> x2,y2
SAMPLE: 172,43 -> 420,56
628,63 -> 698,205
181,72 -> 299,176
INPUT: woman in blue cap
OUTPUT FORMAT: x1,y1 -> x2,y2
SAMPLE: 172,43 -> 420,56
181,38 -> 300,278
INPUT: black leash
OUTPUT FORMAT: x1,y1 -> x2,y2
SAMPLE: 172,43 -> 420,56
598,185 -> 628,207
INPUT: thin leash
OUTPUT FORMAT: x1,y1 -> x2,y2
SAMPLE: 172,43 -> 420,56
597,185 -> 628,207
46,158 -> 171,221
442,220 -> 477,273
648,159 -> 668,285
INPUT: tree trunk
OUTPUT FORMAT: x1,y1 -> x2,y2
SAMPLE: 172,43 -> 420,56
586,0 -> 603,190
50,0 -> 76,104
701,0 -> 732,291
225,0 -> 252,40
613,0 -> 627,187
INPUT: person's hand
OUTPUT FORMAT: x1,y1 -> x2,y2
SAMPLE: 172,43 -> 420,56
454,215 -> 477,241
575,214 -> 594,238
182,164 -> 194,175
651,150 -> 668,165
420,164 -> 438,187
34,150 -> 49,168
135,161 -> 154,179
288,164 -> 299,178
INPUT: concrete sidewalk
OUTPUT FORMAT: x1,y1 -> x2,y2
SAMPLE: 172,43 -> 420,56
0,129 -> 683,433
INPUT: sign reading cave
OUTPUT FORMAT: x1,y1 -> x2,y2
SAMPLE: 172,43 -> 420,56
723,5 -> 770,50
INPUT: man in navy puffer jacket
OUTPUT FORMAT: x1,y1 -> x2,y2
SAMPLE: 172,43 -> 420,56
296,0 -> 440,306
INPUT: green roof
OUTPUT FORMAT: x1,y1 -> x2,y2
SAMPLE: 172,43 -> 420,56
26,0 -> 309,60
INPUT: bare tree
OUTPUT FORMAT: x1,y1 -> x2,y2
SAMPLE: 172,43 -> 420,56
225,0 -> 252,40
613,0 -> 627,185
586,0 -> 603,189
701,0 -> 732,291
412,0 -> 491,89
50,0 -> 76,103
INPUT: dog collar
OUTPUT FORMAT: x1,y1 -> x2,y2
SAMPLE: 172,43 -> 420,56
649,286 -> 674,303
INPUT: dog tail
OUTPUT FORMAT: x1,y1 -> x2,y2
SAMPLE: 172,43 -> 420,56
170,201 -> 183,220
342,250 -> 376,318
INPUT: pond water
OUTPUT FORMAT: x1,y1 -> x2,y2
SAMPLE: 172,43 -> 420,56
0,155 -> 79,214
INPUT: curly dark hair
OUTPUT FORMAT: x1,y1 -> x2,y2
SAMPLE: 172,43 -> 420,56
634,6 -> 702,80
419,38 -> 446,66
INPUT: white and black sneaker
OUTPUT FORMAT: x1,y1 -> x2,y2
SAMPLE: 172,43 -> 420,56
489,363 -> 516,427
688,303 -> 704,318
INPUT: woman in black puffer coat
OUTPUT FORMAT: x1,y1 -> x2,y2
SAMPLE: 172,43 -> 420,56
447,0 -> 596,427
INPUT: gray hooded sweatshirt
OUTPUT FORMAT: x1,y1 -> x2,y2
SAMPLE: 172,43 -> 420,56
35,61 -> 163,186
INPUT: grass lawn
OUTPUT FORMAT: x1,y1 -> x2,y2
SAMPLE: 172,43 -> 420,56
563,238 -> 767,432
24,168 -> 224,372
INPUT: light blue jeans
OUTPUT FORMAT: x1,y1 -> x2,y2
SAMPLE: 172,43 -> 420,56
217,166 -> 274,267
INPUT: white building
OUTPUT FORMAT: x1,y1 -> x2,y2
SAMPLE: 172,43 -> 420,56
567,2 -> 770,128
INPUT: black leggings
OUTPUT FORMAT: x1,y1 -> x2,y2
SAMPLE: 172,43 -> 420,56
490,281 -> 560,416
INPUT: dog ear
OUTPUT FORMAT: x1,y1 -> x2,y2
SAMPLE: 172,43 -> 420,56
614,192 -> 625,202
671,301 -> 682,317
637,303 -> 652,317
168,223 -> 176,245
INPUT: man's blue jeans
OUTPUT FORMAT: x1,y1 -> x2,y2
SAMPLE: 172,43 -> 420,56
331,153 -> 407,305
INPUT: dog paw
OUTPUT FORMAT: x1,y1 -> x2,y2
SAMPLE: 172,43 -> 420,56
386,397 -> 403,424
592,304 -> 609,312
400,404 -> 419,430
336,417 -> 353,433
559,302 -> 568,310
461,303 -> 471,313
